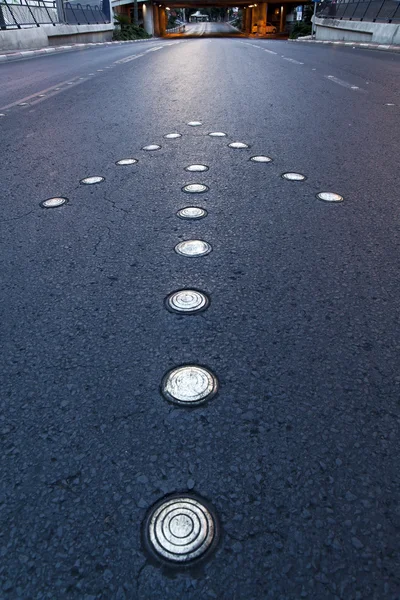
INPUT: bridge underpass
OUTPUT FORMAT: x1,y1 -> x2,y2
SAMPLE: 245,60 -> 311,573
113,0 -> 298,37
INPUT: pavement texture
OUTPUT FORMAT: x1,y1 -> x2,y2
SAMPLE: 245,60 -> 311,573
0,37 -> 400,599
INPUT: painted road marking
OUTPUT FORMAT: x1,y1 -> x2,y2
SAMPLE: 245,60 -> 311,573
325,75 -> 363,91
282,57 -> 304,65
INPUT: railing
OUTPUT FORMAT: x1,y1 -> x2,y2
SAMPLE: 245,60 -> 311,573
0,0 -> 59,29
166,24 -> 185,33
316,0 -> 400,23
64,1 -> 107,24
0,0 -> 109,28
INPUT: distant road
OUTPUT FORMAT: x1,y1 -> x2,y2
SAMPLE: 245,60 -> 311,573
182,21 -> 241,36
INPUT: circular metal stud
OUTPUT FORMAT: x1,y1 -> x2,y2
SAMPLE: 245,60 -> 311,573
185,164 -> 209,173
187,121 -> 202,127
228,142 -> 249,149
142,144 -> 161,151
166,289 -> 209,314
164,133 -> 182,139
281,172 -> 306,181
208,132 -> 227,137
250,155 -> 273,163
161,365 -> 218,405
116,158 -> 138,166
175,240 -> 212,257
40,197 -> 68,209
80,176 -> 105,185
176,207 -> 207,220
316,192 -> 344,202
182,184 -> 209,194
143,493 -> 220,565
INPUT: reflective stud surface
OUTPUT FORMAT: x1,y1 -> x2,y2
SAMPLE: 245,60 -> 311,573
162,365 -> 218,405
187,121 -> 202,127
317,192 -> 344,202
80,176 -> 105,185
175,240 -> 212,257
142,144 -> 161,151
185,164 -> 209,173
228,142 -> 249,149
282,172 -> 306,181
144,494 -> 219,565
182,184 -> 209,194
250,155 -> 273,163
208,132 -> 227,137
177,207 -> 207,220
40,197 -> 68,208
164,133 -> 182,139
166,289 -> 209,314
116,158 -> 138,166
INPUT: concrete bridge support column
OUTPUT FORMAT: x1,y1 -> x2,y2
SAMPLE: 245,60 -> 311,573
279,4 -> 287,33
251,6 -> 258,33
143,2 -> 154,35
152,4 -> 160,36
257,3 -> 267,35
159,6 -> 167,36
244,6 -> 252,34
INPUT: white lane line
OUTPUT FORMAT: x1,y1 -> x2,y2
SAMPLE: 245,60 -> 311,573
264,49 -> 277,55
282,57 -> 304,65
115,46 -> 164,64
325,75 -> 363,91
0,75 -> 83,111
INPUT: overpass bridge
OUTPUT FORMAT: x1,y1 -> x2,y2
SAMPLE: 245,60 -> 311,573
112,0 -> 301,37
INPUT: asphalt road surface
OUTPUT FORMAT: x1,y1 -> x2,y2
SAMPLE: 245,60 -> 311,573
1,38 -> 400,599
181,21 -> 240,36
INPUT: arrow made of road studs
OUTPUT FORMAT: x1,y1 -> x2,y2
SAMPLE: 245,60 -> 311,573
38,123 -> 344,566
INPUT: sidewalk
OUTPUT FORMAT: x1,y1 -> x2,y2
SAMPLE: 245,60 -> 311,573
290,36 -> 400,53
0,38 -> 156,64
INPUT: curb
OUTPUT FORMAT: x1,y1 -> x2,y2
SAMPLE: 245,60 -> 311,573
0,38 -> 158,64
289,38 -> 400,53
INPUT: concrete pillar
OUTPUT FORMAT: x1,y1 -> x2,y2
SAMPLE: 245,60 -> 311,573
153,4 -> 160,36
245,7 -> 252,34
143,2 -> 154,35
251,7 -> 258,34
159,6 -> 167,35
279,4 -> 287,33
257,3 -> 267,35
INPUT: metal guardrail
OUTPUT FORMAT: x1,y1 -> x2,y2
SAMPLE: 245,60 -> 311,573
0,0 -> 108,28
0,0 -> 58,29
64,1 -> 107,24
317,0 -> 400,23
166,24 -> 185,33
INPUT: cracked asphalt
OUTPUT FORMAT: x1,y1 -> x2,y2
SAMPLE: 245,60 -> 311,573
1,35 -> 400,599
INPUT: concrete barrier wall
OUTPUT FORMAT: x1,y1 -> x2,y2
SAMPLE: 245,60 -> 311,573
47,23 -> 114,45
0,27 -> 49,51
0,23 -> 114,51
315,17 -> 400,44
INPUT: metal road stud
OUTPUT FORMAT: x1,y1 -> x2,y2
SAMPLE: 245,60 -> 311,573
143,494 -> 219,564
175,240 -> 212,257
